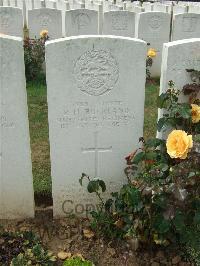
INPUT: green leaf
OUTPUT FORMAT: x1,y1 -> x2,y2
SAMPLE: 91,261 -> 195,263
157,117 -> 167,132
157,93 -> 168,109
153,215 -> 170,234
99,180 -> 106,192
177,103 -> 191,119
132,152 -> 145,164
87,180 -> 99,193
105,198 -> 113,211
145,138 -> 164,148
145,151 -> 157,160
160,163 -> 169,172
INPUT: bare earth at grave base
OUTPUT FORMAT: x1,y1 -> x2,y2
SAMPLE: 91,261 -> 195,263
0,209 -> 193,266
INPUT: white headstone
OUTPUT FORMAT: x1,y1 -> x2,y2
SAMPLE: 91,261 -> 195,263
65,9 -> 98,36
173,4 -> 187,15
158,38 -> 200,138
46,0 -> 55,8
126,2 -> 134,12
133,6 -> 144,13
28,8 -> 62,39
144,3 -> 153,12
31,0 -> 42,8
98,3 -> 103,34
188,4 -> 200,14
3,0 -> 10,6
0,7 -> 23,37
172,13 -> 200,41
103,11 -> 135,37
153,3 -> 168,12
46,35 -> 146,217
9,0 -> 17,7
0,34 -> 34,219
136,11 -> 171,77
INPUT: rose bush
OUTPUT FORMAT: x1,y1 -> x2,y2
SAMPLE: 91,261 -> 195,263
80,74 -> 200,263
24,30 -> 49,82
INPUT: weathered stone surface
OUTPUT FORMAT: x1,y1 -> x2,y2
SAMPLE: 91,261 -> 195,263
28,8 -> 62,39
158,38 -> 200,138
0,7 -> 23,37
136,11 -> 171,77
103,11 -> 136,38
65,9 -> 98,36
172,13 -> 200,41
46,35 -> 146,217
0,34 -> 34,219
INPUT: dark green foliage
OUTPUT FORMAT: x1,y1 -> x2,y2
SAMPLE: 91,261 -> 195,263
80,79 -> 200,265
24,36 -> 48,83
0,230 -> 56,266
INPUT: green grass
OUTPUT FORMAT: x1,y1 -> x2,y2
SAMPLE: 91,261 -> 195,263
27,80 -> 159,197
144,80 -> 160,139
27,81 -> 51,196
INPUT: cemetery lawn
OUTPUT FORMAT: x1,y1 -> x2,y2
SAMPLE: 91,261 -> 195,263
27,81 -> 52,199
27,80 -> 159,198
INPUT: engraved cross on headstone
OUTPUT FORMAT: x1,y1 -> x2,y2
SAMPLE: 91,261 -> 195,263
81,131 -> 112,177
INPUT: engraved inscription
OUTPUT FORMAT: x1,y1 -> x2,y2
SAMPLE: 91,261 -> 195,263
182,17 -> 197,32
0,115 -> 14,128
111,14 -> 128,30
74,49 -> 119,96
149,15 -> 162,30
74,13 -> 90,30
57,101 -> 134,128
38,14 -> 52,28
171,58 -> 200,72
0,12 -> 12,28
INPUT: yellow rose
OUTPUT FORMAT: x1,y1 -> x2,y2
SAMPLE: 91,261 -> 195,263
166,130 -> 193,159
191,104 -> 200,124
40,29 -> 48,38
147,48 -> 156,58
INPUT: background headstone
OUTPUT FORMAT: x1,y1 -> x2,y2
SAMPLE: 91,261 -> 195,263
0,34 -> 34,219
103,11 -> 136,38
65,9 -> 98,36
173,4 -> 187,15
172,13 -> 200,41
0,7 -> 23,37
188,4 -> 200,14
46,36 -> 146,217
136,11 -> 171,77
158,38 -> 200,138
28,8 -> 62,39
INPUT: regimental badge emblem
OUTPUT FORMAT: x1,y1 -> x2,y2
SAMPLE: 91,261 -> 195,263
149,15 -> 162,30
74,49 -> 119,96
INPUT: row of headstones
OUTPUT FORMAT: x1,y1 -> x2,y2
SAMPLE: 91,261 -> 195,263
0,33 -> 199,219
1,6 -> 200,77
3,0 -> 200,13
7,0 -> 200,13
